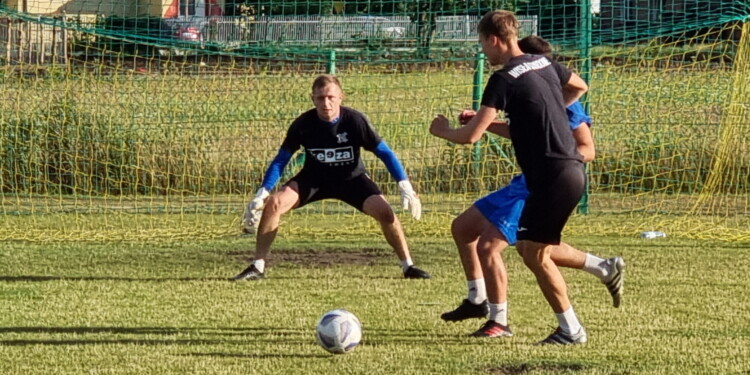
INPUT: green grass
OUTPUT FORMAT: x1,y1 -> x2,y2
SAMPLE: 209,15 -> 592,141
1,229 -> 749,374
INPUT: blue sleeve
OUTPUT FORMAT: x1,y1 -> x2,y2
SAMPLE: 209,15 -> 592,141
260,148 -> 293,191
372,141 -> 408,182
567,101 -> 591,130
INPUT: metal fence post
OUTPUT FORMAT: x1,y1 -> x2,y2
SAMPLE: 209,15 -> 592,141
472,52 -> 485,111
327,49 -> 336,74
471,52 -> 486,178
577,0 -> 592,214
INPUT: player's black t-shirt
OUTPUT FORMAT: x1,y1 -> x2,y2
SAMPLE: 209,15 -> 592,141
280,106 -> 382,183
481,54 -> 583,185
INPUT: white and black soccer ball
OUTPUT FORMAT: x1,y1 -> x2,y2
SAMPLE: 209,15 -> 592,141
315,309 -> 362,354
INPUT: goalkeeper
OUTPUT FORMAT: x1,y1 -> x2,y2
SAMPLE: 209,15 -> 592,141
233,74 -> 430,281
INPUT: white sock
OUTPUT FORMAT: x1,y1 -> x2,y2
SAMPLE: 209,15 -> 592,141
555,306 -> 582,334
489,302 -> 508,325
583,253 -> 609,281
252,259 -> 265,273
468,279 -> 487,304
401,258 -> 414,272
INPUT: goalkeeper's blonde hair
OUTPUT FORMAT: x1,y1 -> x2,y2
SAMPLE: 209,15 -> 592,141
312,74 -> 342,92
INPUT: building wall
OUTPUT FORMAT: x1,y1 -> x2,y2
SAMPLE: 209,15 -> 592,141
3,0 -> 171,17
4,0 -> 225,18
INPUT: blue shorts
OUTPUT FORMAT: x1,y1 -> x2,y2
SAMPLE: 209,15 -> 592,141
474,174 -> 529,246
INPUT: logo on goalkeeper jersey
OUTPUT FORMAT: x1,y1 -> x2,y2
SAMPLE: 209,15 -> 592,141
310,146 -> 354,163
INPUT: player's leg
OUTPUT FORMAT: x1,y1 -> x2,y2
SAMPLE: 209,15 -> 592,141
518,161 -> 587,344
232,182 -> 301,281
518,240 -> 587,344
551,242 -> 626,307
518,240 -> 570,313
361,194 -> 429,279
255,183 -> 301,259
451,207 -> 485,287
470,227 -> 513,337
348,175 -> 429,279
442,180 -> 526,323
441,206 -> 490,321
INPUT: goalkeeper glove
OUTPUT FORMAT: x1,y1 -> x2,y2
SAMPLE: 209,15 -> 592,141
242,187 -> 270,233
398,180 -> 421,220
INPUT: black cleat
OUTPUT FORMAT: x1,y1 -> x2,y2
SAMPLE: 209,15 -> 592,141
440,299 -> 488,322
536,326 -> 587,345
470,320 -> 513,338
231,264 -> 265,281
603,257 -> 626,308
404,265 -> 431,279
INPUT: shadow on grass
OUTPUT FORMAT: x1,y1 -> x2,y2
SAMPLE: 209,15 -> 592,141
0,326 -> 483,347
0,326 -> 293,334
0,338 -> 228,346
0,274 -> 416,282
183,352 -> 329,359
0,325 -> 312,346
486,361 -> 588,374
358,327 -> 487,345
0,275 -> 231,282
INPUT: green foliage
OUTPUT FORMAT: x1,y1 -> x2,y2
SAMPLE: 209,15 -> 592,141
517,0 -> 580,43
1,63 -> 744,197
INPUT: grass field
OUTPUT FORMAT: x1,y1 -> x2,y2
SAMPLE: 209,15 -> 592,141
1,220 -> 749,375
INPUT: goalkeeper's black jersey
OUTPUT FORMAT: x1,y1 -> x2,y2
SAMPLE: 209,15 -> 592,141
280,106 -> 382,183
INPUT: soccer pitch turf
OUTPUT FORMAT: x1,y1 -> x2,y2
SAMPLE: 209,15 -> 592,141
0,233 -> 748,374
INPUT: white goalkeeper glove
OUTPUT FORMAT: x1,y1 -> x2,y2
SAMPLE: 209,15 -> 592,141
398,180 -> 421,220
242,187 -> 270,233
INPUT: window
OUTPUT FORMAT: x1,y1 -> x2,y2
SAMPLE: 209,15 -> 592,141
179,0 -> 202,17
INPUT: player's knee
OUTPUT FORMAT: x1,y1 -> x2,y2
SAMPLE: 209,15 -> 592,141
476,244 -> 493,260
368,205 -> 396,224
264,195 -> 288,216
518,243 -> 542,270
377,210 -> 396,224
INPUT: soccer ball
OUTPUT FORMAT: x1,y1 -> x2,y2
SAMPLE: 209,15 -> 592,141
315,309 -> 362,354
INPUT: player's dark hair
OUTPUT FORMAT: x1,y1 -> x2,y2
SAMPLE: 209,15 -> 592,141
312,74 -> 342,92
518,35 -> 553,58
477,10 -> 518,44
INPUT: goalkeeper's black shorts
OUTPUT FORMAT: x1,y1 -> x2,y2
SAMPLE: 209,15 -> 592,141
286,173 -> 381,212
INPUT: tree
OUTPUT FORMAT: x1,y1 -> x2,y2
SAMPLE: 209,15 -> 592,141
517,0 -> 579,42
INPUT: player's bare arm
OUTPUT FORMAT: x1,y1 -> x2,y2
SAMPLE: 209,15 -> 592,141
562,73 -> 588,107
458,109 -> 509,139
572,124 -> 595,162
430,105 -> 497,144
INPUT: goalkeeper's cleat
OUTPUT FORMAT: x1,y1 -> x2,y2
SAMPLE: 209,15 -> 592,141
403,266 -> 431,279
470,320 -> 513,338
231,264 -> 265,281
603,256 -> 625,307
440,299 -> 488,322
536,326 -> 587,345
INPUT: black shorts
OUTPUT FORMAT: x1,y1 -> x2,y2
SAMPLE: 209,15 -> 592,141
517,160 -> 585,244
287,173 -> 382,212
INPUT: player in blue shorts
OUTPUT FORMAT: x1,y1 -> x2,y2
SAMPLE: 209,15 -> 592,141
431,16 -> 623,344
234,74 -> 430,281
